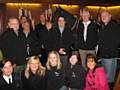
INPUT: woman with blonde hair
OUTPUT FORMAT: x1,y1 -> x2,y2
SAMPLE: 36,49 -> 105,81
46,51 -> 67,90
46,51 -> 62,70
21,55 -> 46,90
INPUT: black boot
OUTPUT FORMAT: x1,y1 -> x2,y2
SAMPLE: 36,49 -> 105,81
108,82 -> 114,90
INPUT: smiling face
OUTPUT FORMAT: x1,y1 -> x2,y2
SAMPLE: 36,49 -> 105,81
22,22 -> 30,31
69,55 -> 78,65
29,59 -> 39,74
8,18 -> 19,31
101,11 -> 111,25
2,61 -> 13,77
81,10 -> 90,22
87,58 -> 96,70
58,17 -> 66,28
48,53 -> 57,67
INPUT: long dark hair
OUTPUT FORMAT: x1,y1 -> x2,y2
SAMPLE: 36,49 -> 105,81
86,54 -> 98,73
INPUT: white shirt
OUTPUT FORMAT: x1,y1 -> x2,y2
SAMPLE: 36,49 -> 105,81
23,31 -> 30,38
3,75 -> 12,84
59,27 -> 64,34
14,31 -> 19,37
83,21 -> 91,42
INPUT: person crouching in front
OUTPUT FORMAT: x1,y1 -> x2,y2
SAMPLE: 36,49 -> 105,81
0,59 -> 23,90
46,51 -> 67,90
65,51 -> 86,90
84,54 -> 109,90
21,56 -> 46,90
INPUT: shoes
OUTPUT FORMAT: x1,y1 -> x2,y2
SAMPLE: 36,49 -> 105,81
108,82 -> 114,90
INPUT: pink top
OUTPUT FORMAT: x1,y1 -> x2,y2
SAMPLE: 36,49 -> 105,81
84,67 -> 109,90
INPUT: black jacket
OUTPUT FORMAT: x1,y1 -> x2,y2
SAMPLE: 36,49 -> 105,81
46,67 -> 66,90
35,23 -> 46,49
65,63 -> 86,90
0,74 -> 23,90
52,26 -> 73,55
0,28 -> 26,65
98,21 -> 120,58
21,29 -> 40,56
39,27 -> 55,54
21,70 -> 47,90
77,21 -> 98,50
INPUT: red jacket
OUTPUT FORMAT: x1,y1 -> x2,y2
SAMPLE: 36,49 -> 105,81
84,67 -> 109,90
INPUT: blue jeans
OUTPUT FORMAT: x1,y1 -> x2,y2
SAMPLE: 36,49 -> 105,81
70,88 -> 78,90
101,58 -> 117,83
59,85 -> 68,90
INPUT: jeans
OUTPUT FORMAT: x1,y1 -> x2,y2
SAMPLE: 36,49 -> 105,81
59,86 -> 68,90
70,88 -> 78,90
101,58 -> 117,83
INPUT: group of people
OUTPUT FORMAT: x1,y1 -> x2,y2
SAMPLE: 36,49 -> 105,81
0,51 -> 109,90
0,7 -> 120,90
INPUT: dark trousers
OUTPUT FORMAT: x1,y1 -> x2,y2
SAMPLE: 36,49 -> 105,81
60,55 -> 68,68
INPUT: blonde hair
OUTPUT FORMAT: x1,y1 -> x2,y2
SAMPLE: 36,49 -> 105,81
25,56 -> 46,79
46,51 -> 62,70
80,8 -> 90,15
100,10 -> 112,16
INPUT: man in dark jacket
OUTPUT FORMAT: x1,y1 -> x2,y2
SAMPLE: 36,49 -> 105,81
35,13 -> 46,51
0,17 -> 26,76
39,21 -> 54,65
52,15 -> 73,68
77,8 -> 98,70
98,10 -> 120,90
21,21 -> 40,57
35,13 -> 47,64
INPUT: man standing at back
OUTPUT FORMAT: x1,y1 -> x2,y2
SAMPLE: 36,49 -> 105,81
98,10 -> 120,90
0,17 -> 26,75
52,15 -> 73,68
77,8 -> 98,70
